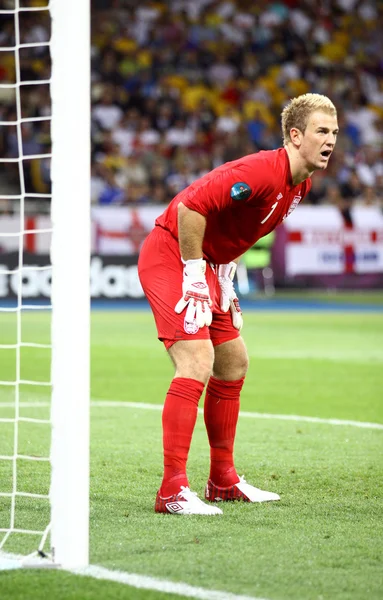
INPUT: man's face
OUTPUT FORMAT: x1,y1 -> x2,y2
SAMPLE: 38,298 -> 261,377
296,111 -> 339,171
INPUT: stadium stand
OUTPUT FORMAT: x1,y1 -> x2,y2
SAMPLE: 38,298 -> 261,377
0,0 -> 382,214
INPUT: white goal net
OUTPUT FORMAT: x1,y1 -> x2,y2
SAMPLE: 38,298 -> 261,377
0,0 -> 90,569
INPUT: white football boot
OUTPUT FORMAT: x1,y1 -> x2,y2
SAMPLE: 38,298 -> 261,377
205,476 -> 280,503
156,486 -> 223,515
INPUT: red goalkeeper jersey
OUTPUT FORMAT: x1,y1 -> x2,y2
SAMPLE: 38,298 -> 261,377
155,147 -> 311,264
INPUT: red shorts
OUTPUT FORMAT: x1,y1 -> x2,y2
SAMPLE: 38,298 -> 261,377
138,226 -> 240,350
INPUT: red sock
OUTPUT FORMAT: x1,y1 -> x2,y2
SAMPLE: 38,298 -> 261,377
204,376 -> 245,488
160,377 -> 205,497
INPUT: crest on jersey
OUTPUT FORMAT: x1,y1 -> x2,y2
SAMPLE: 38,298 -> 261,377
230,182 -> 251,201
283,195 -> 302,220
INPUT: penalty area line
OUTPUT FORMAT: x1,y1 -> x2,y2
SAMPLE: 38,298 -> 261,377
90,399 -> 383,431
70,564 -> 266,600
0,551 -> 265,600
0,399 -> 382,430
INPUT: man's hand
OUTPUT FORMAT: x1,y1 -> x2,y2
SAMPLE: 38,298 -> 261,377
175,258 -> 212,329
217,262 -> 243,330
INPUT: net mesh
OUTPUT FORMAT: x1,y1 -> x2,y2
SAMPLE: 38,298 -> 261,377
0,0 -> 52,558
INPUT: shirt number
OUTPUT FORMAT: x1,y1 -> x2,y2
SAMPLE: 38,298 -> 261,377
261,201 -> 278,224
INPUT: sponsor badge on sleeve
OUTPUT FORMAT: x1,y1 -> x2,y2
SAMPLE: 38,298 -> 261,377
230,182 -> 251,201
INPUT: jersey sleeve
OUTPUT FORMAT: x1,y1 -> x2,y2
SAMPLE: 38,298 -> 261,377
182,157 -> 277,216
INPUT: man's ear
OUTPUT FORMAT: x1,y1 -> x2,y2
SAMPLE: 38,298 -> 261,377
290,127 -> 302,148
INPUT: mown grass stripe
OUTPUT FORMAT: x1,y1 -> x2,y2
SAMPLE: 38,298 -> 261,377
0,399 -> 382,430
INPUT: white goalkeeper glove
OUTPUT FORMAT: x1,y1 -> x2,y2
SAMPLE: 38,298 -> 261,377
175,258 -> 213,329
217,262 -> 243,330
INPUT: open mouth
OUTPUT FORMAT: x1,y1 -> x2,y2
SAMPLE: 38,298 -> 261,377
320,150 -> 331,158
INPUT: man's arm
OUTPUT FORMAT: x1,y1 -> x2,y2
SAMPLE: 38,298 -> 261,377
175,202 -> 212,328
178,202 -> 206,260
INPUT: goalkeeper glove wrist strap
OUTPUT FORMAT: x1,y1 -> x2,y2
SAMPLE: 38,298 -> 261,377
181,257 -> 206,277
218,261 -> 237,281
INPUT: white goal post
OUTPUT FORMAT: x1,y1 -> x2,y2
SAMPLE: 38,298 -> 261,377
50,0 -> 90,567
0,0 -> 90,569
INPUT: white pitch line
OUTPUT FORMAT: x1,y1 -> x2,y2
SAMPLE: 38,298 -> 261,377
0,552 -> 265,600
236,410 -> 383,430
0,399 -> 382,430
94,400 -> 383,430
71,564 -> 266,600
0,402 -> 50,408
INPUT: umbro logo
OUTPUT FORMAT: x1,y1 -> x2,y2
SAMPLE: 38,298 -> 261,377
277,192 -> 283,200
165,502 -> 184,513
192,282 -> 207,289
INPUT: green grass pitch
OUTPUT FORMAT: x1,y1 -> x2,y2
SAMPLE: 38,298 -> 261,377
0,307 -> 383,599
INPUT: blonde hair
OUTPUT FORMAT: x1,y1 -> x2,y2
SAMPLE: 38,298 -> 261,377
281,93 -> 337,145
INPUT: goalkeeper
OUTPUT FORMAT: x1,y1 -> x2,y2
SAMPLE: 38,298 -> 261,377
138,93 -> 338,515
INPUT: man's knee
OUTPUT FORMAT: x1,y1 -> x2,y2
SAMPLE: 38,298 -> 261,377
233,351 -> 249,379
169,339 -> 214,383
212,338 -> 249,381
215,353 -> 248,380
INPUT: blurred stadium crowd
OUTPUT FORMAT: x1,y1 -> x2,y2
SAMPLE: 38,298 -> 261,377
0,0 -> 382,214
